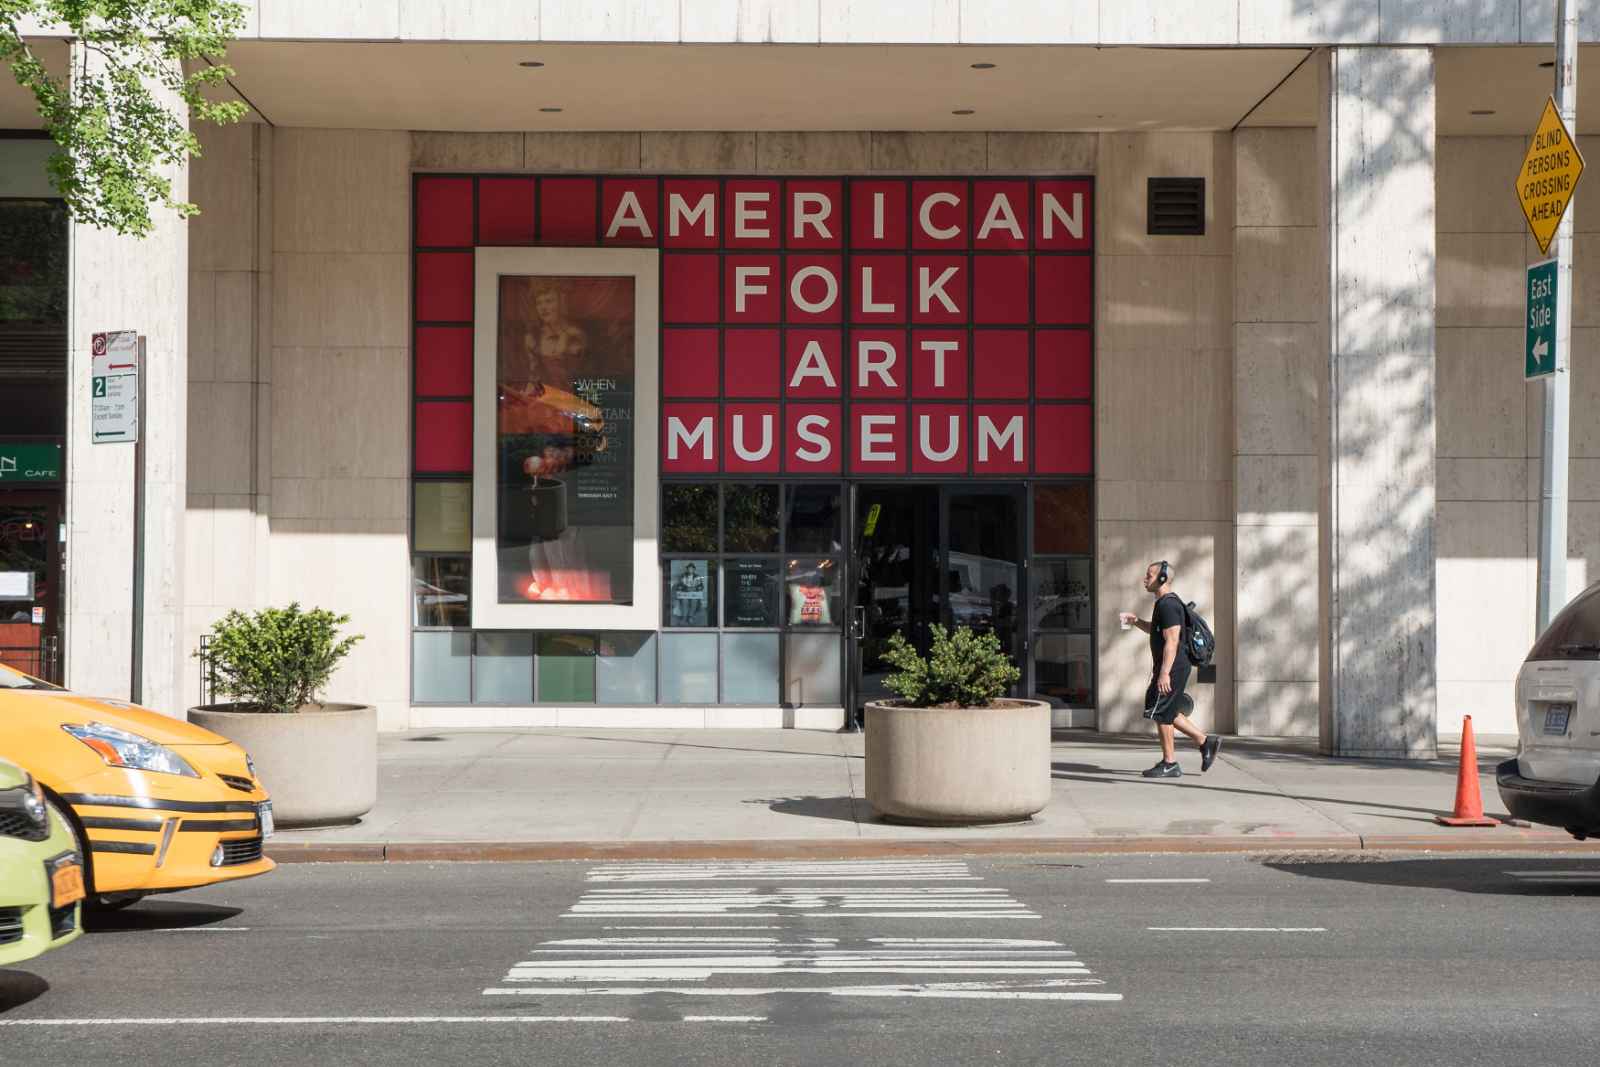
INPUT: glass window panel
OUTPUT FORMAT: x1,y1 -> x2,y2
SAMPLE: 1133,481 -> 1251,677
724,483 -> 779,552
721,633 -> 780,704
784,557 -> 840,628
415,481 -> 472,553
785,633 -> 842,706
597,633 -> 657,705
1033,483 -> 1092,556
1035,633 -> 1094,707
413,555 -> 470,627
537,633 -> 595,702
724,559 -> 780,627
665,558 -> 717,628
413,631 -> 471,703
662,483 -> 719,552
473,632 -> 533,703
1032,559 -> 1093,631
661,633 -> 717,704
785,484 -> 843,554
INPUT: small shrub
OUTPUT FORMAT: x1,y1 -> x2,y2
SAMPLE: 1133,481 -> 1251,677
880,625 -> 1021,708
198,603 -> 363,714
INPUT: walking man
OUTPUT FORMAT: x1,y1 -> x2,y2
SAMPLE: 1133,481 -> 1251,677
1118,560 -> 1221,779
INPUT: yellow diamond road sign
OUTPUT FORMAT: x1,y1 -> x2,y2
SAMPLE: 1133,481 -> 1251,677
1517,95 -> 1586,255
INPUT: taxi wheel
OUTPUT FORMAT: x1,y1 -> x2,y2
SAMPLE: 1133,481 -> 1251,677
87,894 -> 142,912
41,792 -> 96,897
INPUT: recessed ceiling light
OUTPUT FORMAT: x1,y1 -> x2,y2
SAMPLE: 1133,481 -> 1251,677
970,62 -> 996,70
519,60 -> 545,68
1540,60 -> 1556,68
952,108 -> 975,115
540,107 -> 563,113
1470,109 -> 1496,116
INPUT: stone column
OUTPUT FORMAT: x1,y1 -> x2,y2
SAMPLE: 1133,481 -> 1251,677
64,47 -> 189,714
1318,47 -> 1439,758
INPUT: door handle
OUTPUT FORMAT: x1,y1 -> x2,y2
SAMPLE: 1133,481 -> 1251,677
850,605 -> 866,640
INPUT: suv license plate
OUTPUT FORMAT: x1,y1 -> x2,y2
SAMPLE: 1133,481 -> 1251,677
258,801 -> 274,839
1544,703 -> 1572,736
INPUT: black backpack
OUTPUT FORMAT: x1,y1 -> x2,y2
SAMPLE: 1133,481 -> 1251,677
1161,593 -> 1216,667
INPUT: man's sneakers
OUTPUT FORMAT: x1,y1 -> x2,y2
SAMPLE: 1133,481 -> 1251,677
1200,735 -> 1222,772
1142,761 -> 1182,779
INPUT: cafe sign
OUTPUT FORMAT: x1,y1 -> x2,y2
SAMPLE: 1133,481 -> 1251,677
0,441 -> 62,483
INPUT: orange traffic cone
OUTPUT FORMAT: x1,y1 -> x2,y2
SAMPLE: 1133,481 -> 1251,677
1436,715 -> 1500,827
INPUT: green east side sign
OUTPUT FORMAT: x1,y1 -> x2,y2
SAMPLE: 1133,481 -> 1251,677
0,442 -> 62,482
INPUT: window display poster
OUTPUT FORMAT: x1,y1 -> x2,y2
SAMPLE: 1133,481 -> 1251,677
726,559 -> 780,628
668,559 -> 713,627
496,275 -> 635,603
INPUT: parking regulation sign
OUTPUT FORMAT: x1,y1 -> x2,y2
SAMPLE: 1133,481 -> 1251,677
91,329 -> 139,443
1526,259 -> 1559,380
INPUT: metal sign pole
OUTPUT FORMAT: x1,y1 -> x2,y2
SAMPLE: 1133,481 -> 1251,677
131,335 -> 146,704
1539,0 -> 1578,634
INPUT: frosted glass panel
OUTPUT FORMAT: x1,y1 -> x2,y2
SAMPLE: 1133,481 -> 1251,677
598,633 -> 657,705
474,632 -> 533,703
784,633 -> 841,706
413,631 -> 470,703
661,633 -> 717,704
721,633 -> 779,704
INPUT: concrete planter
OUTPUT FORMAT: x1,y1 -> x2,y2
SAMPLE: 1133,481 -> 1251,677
864,699 -> 1052,826
189,704 -> 376,828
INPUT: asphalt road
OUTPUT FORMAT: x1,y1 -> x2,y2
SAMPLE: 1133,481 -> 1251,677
3,851 -> 1599,1066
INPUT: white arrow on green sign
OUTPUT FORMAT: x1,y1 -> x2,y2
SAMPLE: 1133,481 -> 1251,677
1527,258 -> 1559,380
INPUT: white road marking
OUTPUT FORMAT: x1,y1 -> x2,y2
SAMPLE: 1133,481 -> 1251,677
1504,870 -> 1600,878
1105,878 -> 1211,884
567,886 -> 1036,919
485,985 -> 1122,1002
683,1016 -> 766,1022
603,926 -> 782,930
0,1017 -> 629,1027
153,927 -> 252,933
590,861 -> 977,882
1148,927 -> 1327,933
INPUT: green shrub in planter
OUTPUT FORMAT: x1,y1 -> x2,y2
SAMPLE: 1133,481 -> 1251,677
880,625 -> 1021,708
198,604 -> 363,714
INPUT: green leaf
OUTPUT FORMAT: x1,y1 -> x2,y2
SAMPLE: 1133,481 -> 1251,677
879,625 -> 1021,708
1,1 -> 249,235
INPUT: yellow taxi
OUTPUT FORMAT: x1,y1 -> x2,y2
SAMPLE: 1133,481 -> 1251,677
0,664 -> 274,907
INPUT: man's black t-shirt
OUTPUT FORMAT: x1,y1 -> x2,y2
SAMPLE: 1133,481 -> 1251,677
1149,595 -> 1190,669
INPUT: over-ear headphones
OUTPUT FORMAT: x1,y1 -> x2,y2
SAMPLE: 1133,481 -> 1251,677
1156,560 -> 1170,585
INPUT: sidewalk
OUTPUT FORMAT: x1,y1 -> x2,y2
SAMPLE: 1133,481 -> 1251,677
267,728 -> 1588,862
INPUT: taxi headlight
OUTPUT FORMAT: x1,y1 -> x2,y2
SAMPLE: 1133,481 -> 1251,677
62,722 -> 200,778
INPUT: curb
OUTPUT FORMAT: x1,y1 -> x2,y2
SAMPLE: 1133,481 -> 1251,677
266,829 -> 1591,864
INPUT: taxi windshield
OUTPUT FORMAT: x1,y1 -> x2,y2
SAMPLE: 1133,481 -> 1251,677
0,664 -> 58,690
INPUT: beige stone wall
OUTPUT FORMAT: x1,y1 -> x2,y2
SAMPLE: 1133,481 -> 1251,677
1231,127 -> 1322,737
1433,135 -> 1600,738
1094,133 -> 1235,736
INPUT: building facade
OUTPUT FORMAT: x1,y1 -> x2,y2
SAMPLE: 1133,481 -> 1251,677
0,2 -> 1593,756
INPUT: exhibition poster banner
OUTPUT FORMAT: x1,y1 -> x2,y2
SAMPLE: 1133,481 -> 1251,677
495,274 -> 636,603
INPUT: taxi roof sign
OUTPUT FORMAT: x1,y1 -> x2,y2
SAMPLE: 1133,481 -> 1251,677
1517,95 -> 1586,255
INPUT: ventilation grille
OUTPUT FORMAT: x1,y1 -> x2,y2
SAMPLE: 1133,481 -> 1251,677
1147,177 -> 1206,236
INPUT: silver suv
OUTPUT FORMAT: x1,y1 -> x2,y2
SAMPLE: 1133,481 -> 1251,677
1498,582 -> 1600,839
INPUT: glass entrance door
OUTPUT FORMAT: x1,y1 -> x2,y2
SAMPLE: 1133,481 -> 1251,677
847,484 -> 1026,721
0,491 -> 63,682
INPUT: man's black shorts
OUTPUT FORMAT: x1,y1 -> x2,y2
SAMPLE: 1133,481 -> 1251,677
1143,660 -> 1193,724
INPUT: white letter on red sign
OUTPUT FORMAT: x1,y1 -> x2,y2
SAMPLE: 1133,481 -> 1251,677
734,266 -> 771,312
918,191 -> 960,240
859,414 -> 897,462
977,414 -> 1024,462
795,414 -> 833,462
734,191 -> 771,239
790,340 -> 838,389
1042,192 -> 1083,241
918,413 -> 960,462
872,192 -> 887,240
732,413 -> 774,462
977,193 -> 1024,241
920,339 -> 959,388
669,192 -> 715,238
790,265 -> 839,314
792,192 -> 834,240
667,416 -> 715,460
919,265 -> 959,314
605,191 -> 653,238
859,265 -> 895,314
857,340 -> 899,389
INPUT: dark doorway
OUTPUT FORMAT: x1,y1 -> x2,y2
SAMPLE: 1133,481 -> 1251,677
847,484 -> 1026,718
